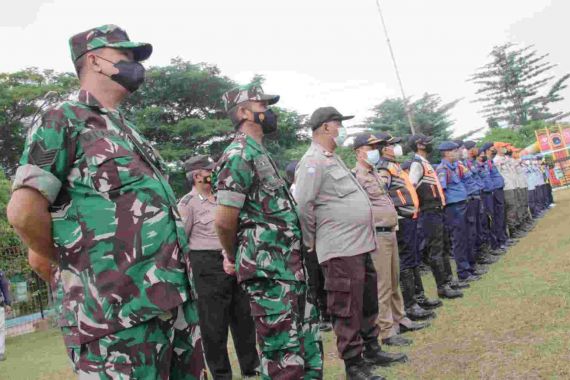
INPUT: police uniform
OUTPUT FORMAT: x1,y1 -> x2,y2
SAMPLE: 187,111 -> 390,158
351,133 -> 421,345
296,107 -> 406,377
215,85 -> 323,379
180,155 -> 259,379
436,142 -> 476,281
376,133 -> 436,321
408,134 -> 463,299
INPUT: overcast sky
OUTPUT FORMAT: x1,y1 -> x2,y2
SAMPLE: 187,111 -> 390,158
2,0 -> 569,137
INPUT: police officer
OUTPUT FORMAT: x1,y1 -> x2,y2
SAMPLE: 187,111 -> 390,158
482,142 -> 508,254
179,155 -> 259,380
7,25 -> 205,379
296,107 -> 406,380
454,140 -> 488,277
287,160 -> 332,332
376,133 -> 438,320
436,142 -> 480,282
214,83 -> 323,379
407,134 -> 464,299
352,133 -> 428,347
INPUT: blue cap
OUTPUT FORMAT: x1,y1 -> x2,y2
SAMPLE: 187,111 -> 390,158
464,140 -> 477,149
438,141 -> 459,151
453,139 -> 464,147
481,142 -> 494,152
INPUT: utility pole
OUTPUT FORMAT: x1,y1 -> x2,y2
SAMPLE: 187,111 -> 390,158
375,0 -> 416,135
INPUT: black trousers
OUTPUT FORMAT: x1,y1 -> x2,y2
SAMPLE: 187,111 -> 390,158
190,250 -> 259,379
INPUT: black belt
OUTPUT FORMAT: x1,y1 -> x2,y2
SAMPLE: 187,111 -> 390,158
376,226 -> 395,233
468,195 -> 481,201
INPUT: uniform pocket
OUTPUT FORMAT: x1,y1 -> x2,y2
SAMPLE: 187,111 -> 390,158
82,136 -> 146,193
329,168 -> 357,198
324,277 -> 352,317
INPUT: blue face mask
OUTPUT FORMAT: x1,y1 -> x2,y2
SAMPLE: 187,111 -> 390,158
366,149 -> 380,165
334,126 -> 347,146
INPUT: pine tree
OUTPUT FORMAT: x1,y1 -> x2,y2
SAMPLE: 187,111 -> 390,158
470,43 -> 570,129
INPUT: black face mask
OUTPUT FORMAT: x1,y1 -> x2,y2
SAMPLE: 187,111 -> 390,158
424,145 -> 433,154
480,156 -> 488,162
96,56 -> 146,93
253,109 -> 278,134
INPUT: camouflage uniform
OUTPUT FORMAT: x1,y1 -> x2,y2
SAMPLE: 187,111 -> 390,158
214,84 -> 323,380
12,25 -> 205,379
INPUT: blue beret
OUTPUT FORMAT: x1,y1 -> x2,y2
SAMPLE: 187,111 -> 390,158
438,141 -> 459,151
464,140 -> 477,149
481,142 -> 494,152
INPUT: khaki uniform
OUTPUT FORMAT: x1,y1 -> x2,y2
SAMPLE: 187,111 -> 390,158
352,163 -> 413,339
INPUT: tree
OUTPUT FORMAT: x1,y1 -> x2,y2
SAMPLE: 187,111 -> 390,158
364,93 -> 459,160
0,68 -> 78,176
470,43 -> 570,128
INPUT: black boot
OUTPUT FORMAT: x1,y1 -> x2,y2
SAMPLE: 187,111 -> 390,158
345,356 -> 385,380
363,341 -> 408,367
400,268 -> 435,320
399,320 -> 430,333
413,267 -> 442,309
430,254 -> 463,299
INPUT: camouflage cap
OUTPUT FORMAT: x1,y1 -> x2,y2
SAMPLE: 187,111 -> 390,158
222,83 -> 280,112
183,155 -> 216,173
69,24 -> 153,63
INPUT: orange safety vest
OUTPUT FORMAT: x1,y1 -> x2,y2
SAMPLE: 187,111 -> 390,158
414,158 -> 446,209
378,159 -> 420,219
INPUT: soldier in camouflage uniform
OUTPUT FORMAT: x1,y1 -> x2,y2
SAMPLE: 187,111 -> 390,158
213,83 -> 323,380
7,25 -> 205,379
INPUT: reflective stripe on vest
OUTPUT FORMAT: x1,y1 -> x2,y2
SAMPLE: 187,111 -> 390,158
381,161 -> 419,218
416,159 -> 446,207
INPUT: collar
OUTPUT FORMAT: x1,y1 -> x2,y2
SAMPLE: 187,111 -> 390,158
310,142 -> 334,157
236,132 -> 265,155
355,162 -> 374,174
78,89 -> 124,115
191,187 -> 216,204
414,153 -> 429,163
441,159 -> 456,169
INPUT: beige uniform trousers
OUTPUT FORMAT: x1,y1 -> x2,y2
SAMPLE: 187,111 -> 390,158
371,231 -> 413,339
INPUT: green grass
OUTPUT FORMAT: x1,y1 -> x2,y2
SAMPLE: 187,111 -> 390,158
3,189 -> 570,379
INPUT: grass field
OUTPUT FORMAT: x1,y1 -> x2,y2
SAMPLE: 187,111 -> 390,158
2,189 -> 569,380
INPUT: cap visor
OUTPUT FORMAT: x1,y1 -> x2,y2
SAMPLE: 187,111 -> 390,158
107,41 -> 153,61
388,136 -> 402,144
339,115 -> 355,121
259,94 -> 280,105
204,162 -> 217,170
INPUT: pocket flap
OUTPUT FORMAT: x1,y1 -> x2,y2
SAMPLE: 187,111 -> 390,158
324,277 -> 351,292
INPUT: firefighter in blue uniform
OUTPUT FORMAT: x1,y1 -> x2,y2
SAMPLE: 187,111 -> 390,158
482,142 -> 508,254
436,141 -> 480,282
454,140 -> 488,277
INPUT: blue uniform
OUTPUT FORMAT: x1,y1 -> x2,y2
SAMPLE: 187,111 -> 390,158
463,160 -> 484,266
477,160 -> 494,252
436,160 -> 473,280
490,159 -> 508,247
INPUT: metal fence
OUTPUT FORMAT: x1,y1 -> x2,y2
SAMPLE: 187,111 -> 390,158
1,245 -> 52,337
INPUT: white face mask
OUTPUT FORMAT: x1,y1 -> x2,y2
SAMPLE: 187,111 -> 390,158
393,144 -> 403,158
462,149 -> 469,160
365,149 -> 380,165
334,126 -> 347,146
